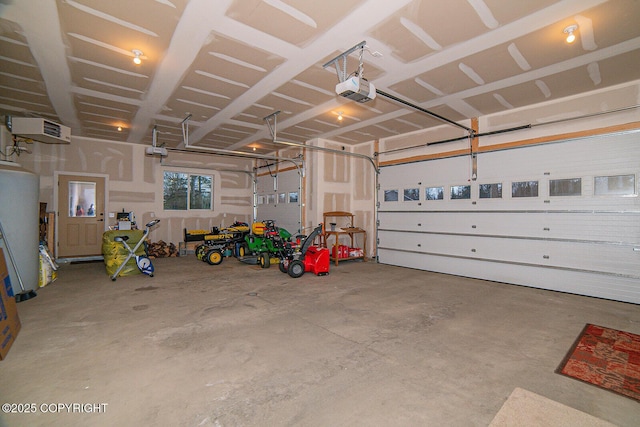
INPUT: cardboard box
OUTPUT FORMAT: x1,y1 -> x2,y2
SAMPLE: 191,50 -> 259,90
0,248 -> 21,360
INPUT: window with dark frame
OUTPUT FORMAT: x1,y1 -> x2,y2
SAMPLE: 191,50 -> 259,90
163,171 -> 213,210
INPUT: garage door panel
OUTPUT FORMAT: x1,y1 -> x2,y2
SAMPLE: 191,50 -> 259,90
379,211 -> 638,243
541,241 -> 638,275
377,130 -> 640,304
257,168 -> 301,234
378,230 -> 637,276
377,249 -> 640,303
468,212 -> 638,242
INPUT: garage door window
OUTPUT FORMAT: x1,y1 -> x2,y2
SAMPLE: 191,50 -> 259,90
450,185 -> 471,200
512,181 -> 538,197
550,178 -> 581,196
404,188 -> 420,201
384,189 -> 399,202
594,174 -> 635,196
426,186 -> 444,200
479,183 -> 502,199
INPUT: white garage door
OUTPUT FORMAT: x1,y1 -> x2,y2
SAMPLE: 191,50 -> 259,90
377,131 -> 640,304
256,168 -> 302,235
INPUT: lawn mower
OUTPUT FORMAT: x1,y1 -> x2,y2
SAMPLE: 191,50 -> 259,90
276,224 -> 330,278
239,220 -> 296,267
194,221 -> 250,265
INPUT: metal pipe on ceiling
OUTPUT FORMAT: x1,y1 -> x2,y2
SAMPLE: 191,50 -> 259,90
374,89 -> 474,134
160,158 -> 255,177
272,139 -> 379,174
381,124 -> 531,155
529,104 -> 640,128
255,157 -> 304,180
378,104 -> 640,156
255,160 -> 303,177
176,113 -> 302,164
263,110 -> 379,173
167,145 -> 302,164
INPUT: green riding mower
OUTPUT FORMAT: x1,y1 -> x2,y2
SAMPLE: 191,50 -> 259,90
238,220 -> 297,267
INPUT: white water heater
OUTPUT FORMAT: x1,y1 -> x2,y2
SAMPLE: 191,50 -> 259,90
0,162 -> 39,295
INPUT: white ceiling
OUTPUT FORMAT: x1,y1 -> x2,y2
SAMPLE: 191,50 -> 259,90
1,0 -> 639,155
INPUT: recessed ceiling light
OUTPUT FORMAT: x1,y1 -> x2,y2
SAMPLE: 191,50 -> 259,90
132,49 -> 143,65
117,126 -> 122,131
563,24 -> 578,44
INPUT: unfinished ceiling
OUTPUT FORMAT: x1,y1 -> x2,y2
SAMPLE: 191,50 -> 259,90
1,0 -> 639,155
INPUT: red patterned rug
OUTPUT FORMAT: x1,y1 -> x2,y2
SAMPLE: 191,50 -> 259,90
558,324 -> 640,402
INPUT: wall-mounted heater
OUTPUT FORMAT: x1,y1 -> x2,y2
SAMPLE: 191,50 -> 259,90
10,117 -> 71,144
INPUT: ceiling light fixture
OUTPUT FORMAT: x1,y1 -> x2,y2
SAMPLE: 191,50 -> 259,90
563,24 -> 578,43
132,49 -> 143,65
337,111 -> 343,121
117,126 -> 122,131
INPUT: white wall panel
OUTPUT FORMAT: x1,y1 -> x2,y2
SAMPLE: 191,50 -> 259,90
378,130 -> 640,304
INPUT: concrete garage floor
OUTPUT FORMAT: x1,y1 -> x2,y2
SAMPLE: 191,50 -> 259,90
1,256 -> 639,427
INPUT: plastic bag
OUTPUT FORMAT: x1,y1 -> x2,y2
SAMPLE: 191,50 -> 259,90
38,244 -> 58,287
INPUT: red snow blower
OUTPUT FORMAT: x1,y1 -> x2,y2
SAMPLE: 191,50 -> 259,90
278,224 -> 329,278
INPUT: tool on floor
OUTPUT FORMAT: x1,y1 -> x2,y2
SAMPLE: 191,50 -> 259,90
0,218 -> 38,302
110,219 -> 160,281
